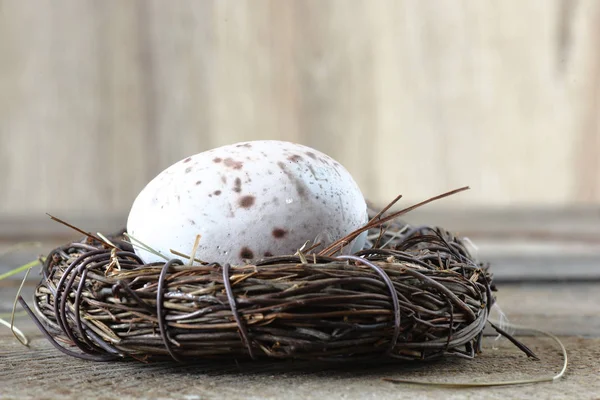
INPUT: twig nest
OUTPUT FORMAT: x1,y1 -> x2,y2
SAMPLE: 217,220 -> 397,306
127,140 -> 368,265
29,223 -> 505,363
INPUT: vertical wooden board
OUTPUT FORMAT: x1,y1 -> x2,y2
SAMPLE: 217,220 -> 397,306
142,1 -> 304,180
468,0 -> 573,206
210,1 -> 302,147
92,1 -> 151,213
482,0 -> 600,206
368,1 -> 450,205
289,0 -> 378,195
35,1 -> 106,215
366,0 -> 600,207
140,1 -> 216,175
0,0 -> 147,217
0,1 -> 101,216
569,0 -> 600,204
0,2 -> 55,215
130,0 -> 380,197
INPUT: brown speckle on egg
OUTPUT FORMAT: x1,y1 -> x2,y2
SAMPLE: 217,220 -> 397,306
306,151 -> 317,160
236,143 -> 252,148
277,161 -> 309,199
221,176 -> 227,184
239,195 -> 255,208
272,228 -> 288,239
288,154 -> 303,162
296,184 -> 307,197
188,219 -> 196,225
214,190 -> 222,196
233,177 -> 242,193
213,157 -> 222,163
240,247 -> 254,259
224,158 -> 243,170
185,167 -> 192,173
196,180 -> 202,185
184,157 -> 192,163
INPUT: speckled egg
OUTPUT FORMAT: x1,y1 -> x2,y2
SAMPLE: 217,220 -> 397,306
126,140 -> 368,265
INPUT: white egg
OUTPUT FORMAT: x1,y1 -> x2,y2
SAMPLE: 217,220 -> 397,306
127,140 -> 368,265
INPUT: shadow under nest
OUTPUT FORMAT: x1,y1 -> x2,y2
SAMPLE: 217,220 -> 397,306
20,191 -> 536,364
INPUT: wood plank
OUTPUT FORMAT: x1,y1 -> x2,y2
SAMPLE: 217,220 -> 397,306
0,0 -> 148,217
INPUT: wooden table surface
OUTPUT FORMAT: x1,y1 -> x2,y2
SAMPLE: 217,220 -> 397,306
1,281 -> 599,400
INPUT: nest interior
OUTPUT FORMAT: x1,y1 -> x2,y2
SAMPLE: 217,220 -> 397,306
22,208 -> 513,363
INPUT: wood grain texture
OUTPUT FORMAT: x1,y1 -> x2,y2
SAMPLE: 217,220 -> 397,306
1,0 -> 599,221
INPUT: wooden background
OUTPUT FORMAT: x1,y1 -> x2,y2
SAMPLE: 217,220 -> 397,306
1,0 -> 599,223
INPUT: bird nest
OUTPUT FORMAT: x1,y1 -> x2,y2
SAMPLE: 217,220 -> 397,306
22,190 -> 534,363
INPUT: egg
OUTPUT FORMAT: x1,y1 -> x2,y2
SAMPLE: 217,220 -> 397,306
126,140 -> 368,265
